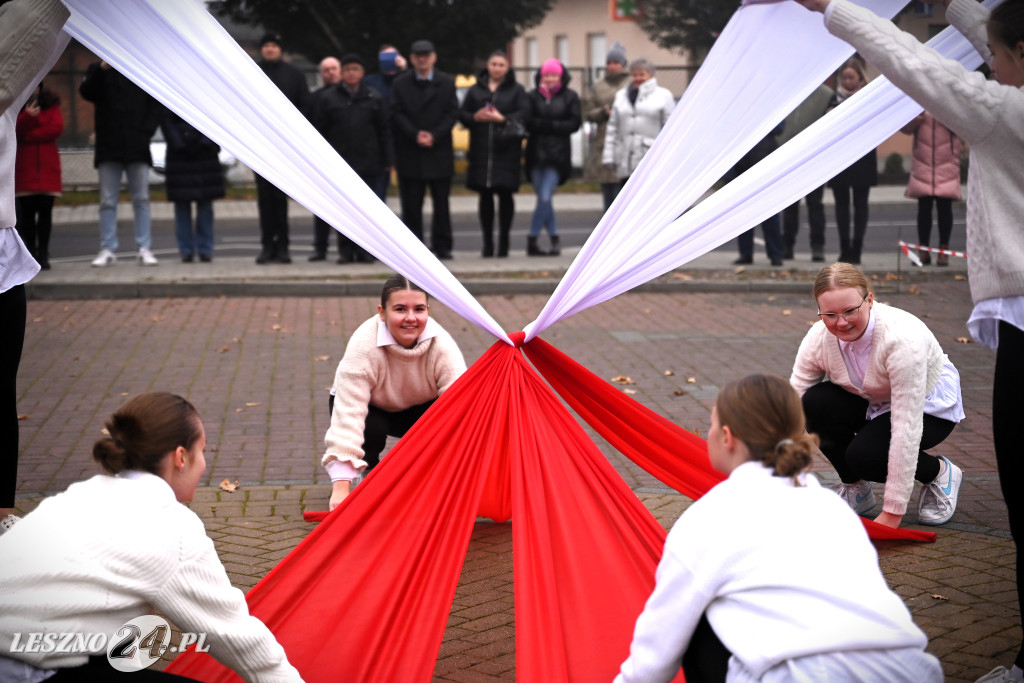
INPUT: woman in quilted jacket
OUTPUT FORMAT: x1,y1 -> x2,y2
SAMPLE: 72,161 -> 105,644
901,110 -> 962,265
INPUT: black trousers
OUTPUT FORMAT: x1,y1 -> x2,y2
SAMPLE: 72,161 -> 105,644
802,381 -> 951,486
397,176 -> 452,255
916,196 -> 954,247
47,656 -> 198,681
832,183 -> 870,263
477,189 -> 514,256
255,174 -> 289,253
328,396 -> 435,472
993,321 -> 1024,668
15,195 -> 55,260
0,284 -> 26,508
782,186 -> 825,249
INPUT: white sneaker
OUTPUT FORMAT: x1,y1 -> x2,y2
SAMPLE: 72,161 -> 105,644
137,247 -> 158,266
832,480 -> 876,515
90,249 -> 116,267
918,455 -> 963,526
0,514 -> 21,534
976,666 -> 1022,682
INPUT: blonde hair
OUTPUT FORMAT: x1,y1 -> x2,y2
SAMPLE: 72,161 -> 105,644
812,261 -> 872,302
715,374 -> 818,482
839,58 -> 867,85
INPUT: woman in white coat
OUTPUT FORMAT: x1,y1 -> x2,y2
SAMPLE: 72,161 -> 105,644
602,58 -> 675,187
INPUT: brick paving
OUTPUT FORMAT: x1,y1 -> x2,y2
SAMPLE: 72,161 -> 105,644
10,275 -> 1017,681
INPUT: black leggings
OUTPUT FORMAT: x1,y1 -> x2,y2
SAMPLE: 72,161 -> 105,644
802,382 -> 952,486
832,183 -> 870,262
916,196 -> 953,248
15,195 -> 54,260
328,396 -> 435,472
0,284 -> 26,509
993,321 -> 1024,668
681,613 -> 730,682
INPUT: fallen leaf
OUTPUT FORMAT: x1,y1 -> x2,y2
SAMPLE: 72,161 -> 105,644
32,317 -> 43,323
219,479 -> 239,493
315,355 -> 330,362
642,308 -> 652,314
245,402 -> 262,407
17,414 -> 28,421
930,593 -> 948,601
216,346 -> 231,353
232,337 -> 243,343
623,388 -> 637,395
885,272 -> 901,281
781,309 -> 792,316
673,390 -> 688,396
671,273 -> 692,281
664,370 -> 674,376
235,408 -> 243,413
767,296 -> 777,302
954,274 -> 966,281
908,285 -> 920,295
734,266 -> 746,274
151,316 -> 163,322
272,324 -> 283,331
955,336 -> 973,344
686,377 -> 697,384
610,376 -> 635,385
120,392 -> 128,397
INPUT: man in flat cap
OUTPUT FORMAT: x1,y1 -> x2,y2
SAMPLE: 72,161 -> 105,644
254,32 -> 309,264
389,39 -> 458,259
310,53 -> 391,263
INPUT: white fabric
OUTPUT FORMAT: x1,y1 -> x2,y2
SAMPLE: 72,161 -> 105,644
523,0 -> 994,340
968,296 -> 1024,350
60,0 -> 510,345
615,462 -> 940,683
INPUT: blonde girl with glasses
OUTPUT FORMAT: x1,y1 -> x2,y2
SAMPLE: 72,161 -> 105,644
790,263 -> 964,528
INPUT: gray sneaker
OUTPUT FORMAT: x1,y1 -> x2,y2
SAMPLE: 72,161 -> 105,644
918,455 -> 963,525
0,514 -> 20,534
832,480 -> 876,515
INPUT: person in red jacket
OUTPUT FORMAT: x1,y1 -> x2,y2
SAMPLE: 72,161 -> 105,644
901,110 -> 962,266
15,81 -> 62,270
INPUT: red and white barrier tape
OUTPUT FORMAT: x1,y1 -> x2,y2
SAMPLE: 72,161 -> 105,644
899,240 -> 967,267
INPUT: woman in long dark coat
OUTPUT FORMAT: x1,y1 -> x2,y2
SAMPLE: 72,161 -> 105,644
162,111 -> 225,262
458,50 -> 530,257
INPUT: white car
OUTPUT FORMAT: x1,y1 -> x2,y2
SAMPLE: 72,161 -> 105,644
149,128 -> 249,185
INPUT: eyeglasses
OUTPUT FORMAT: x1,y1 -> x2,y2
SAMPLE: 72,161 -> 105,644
817,295 -> 868,323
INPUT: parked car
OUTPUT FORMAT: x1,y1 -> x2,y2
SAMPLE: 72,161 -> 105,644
148,128 -> 249,185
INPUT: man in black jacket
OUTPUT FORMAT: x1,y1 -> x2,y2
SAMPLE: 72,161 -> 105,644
254,32 -> 309,264
310,54 -> 392,263
79,61 -> 162,267
390,40 -> 458,259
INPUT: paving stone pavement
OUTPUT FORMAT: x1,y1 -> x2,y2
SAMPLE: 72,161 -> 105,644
10,278 -> 1017,681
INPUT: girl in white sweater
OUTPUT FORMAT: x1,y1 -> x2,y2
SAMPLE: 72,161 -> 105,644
616,374 -> 939,683
322,274 -> 466,510
791,1 -> 1024,678
790,263 -> 964,527
0,392 -> 302,682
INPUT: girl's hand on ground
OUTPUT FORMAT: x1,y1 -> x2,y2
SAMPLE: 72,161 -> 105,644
873,511 -> 903,528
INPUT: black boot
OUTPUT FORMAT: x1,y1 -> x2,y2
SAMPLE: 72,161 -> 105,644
527,236 -> 545,256
497,225 -> 510,257
481,229 -> 494,258
548,235 -> 561,256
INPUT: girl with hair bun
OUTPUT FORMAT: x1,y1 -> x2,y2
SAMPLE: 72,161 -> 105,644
0,392 -> 302,681
322,274 -> 466,510
616,374 -> 939,683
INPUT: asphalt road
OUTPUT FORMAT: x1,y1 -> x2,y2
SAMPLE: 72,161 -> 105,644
48,202 -> 965,262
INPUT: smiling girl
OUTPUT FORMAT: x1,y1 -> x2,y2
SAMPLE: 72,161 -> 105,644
321,274 -> 466,509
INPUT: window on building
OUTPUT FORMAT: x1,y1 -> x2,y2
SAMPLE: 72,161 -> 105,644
556,35 -> 569,66
526,37 -> 539,68
588,33 -> 606,80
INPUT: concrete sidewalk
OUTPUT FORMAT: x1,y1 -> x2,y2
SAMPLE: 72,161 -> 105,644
11,274 -> 1015,681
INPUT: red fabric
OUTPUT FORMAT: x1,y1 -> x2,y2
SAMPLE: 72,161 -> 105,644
521,336 -> 935,544
168,339 -> 677,682
15,106 -> 63,194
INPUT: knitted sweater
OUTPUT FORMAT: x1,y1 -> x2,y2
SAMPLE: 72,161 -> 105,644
322,316 -> 466,470
790,303 -> 948,516
825,0 -> 1024,303
0,0 -> 67,292
0,472 -> 302,681
616,462 -> 937,682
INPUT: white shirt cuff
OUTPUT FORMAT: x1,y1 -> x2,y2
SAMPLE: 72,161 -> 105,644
325,459 -> 361,482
